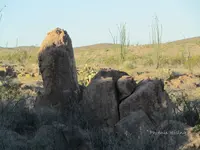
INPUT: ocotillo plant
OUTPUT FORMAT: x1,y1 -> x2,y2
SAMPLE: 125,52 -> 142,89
150,15 -> 163,69
0,5 -> 6,22
117,23 -> 130,61
109,23 -> 130,62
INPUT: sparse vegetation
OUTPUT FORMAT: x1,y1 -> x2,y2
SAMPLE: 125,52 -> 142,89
77,64 -> 98,86
192,124 -> 200,133
0,12 -> 200,149
0,77 -> 22,100
109,23 -> 130,62
150,15 -> 163,69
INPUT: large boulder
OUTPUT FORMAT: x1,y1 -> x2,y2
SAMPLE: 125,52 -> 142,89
37,28 -> 80,109
82,77 -> 119,127
119,79 -> 175,125
82,69 -> 129,127
114,110 -> 155,149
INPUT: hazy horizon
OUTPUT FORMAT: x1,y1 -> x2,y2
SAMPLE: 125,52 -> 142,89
0,0 -> 199,48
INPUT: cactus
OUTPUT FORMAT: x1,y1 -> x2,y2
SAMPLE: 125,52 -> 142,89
78,64 -> 97,86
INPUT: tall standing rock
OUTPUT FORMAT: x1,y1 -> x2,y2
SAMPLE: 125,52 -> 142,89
37,28 -> 80,108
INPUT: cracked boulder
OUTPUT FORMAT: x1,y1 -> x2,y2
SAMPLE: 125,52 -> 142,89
82,68 -> 128,128
82,77 -> 118,128
91,68 -> 128,82
119,79 -> 175,125
117,75 -> 137,102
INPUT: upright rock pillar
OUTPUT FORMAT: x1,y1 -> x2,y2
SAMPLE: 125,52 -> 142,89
37,28 -> 80,109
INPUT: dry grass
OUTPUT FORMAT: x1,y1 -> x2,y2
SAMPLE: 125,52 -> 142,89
0,36 -> 200,96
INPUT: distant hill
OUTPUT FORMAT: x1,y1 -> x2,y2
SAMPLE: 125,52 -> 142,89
166,36 -> 200,44
0,36 -> 199,51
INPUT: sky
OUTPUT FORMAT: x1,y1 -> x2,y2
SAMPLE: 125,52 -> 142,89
0,0 -> 199,47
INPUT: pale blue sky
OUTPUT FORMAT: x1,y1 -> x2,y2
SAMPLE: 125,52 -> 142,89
0,0 -> 199,47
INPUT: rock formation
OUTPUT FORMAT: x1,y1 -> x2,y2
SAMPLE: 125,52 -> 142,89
17,27 -> 199,149
119,79 -> 174,125
37,28 -> 80,110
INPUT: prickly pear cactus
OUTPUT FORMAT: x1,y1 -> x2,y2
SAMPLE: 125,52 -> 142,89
78,64 -> 97,86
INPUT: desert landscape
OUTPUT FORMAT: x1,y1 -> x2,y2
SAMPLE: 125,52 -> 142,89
0,1 -> 200,150
0,27 -> 199,150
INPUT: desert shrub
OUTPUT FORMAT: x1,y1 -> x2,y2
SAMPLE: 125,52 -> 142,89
143,55 -> 154,66
0,99 -> 38,136
89,129 -> 130,150
183,55 -> 200,72
123,60 -> 136,69
169,90 -> 200,126
180,45 -> 199,73
88,127 -> 150,150
157,55 -> 183,67
159,56 -> 170,67
125,53 -> 138,60
1,49 -> 31,66
12,50 -> 31,66
0,77 -> 23,100
125,53 -> 140,65
169,55 -> 183,66
196,40 -> 200,47
103,55 -> 121,66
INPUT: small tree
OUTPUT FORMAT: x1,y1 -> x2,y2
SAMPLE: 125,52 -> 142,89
109,29 -> 118,44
